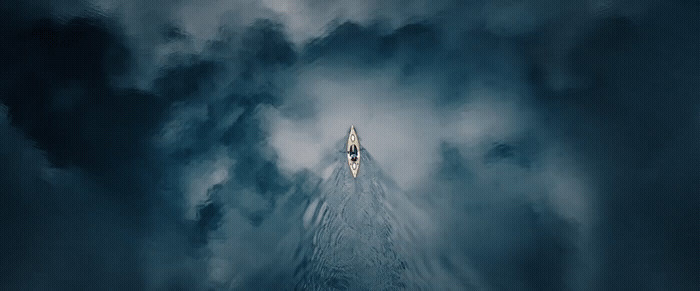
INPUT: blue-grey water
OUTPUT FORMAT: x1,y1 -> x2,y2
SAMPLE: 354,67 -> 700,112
263,139 -> 454,290
296,149 -> 407,289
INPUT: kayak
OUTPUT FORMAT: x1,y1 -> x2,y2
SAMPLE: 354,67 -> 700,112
347,125 -> 361,178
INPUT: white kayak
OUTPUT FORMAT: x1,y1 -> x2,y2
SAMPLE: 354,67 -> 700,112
346,125 -> 361,178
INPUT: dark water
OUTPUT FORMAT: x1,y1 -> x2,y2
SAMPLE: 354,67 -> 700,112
283,145 -> 444,290
296,150 -> 404,289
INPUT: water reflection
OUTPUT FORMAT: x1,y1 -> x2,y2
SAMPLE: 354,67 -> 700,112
287,147 -> 436,290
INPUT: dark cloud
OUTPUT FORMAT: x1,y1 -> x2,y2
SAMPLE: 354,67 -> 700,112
427,143 -> 577,289
0,0 -> 697,289
0,106 -> 145,289
153,59 -> 220,102
0,17 -> 166,176
0,15 -> 177,289
521,1 -> 699,288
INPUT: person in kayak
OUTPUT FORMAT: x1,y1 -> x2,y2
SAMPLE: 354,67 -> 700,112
349,144 -> 358,162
